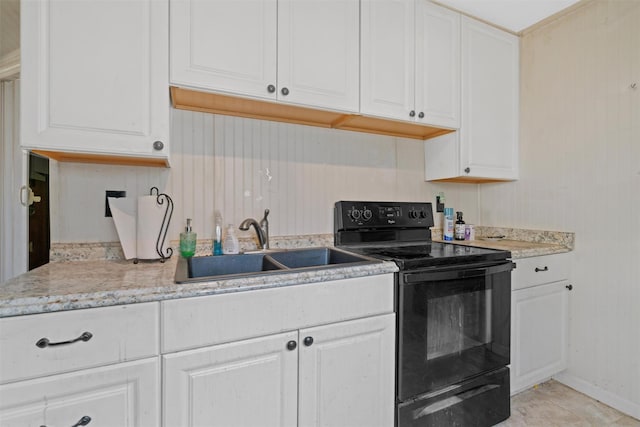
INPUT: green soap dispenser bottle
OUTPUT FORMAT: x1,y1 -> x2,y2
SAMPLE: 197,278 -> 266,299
180,218 -> 197,258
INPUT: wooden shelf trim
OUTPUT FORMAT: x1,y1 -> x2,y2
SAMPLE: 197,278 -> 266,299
170,87 -> 455,141
32,150 -> 169,168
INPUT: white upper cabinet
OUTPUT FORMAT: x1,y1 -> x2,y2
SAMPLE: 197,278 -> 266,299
361,0 -> 460,128
416,0 -> 460,129
278,0 -> 359,112
170,0 -> 359,112
360,0 -> 415,121
21,0 -> 170,166
170,0 -> 278,100
425,16 -> 519,182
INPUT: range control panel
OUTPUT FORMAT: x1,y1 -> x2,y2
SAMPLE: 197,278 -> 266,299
335,201 -> 434,230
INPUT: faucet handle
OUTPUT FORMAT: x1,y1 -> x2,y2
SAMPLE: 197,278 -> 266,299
262,209 -> 270,221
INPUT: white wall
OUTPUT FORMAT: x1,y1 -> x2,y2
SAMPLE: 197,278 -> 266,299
51,111 -> 479,243
480,0 -> 640,417
0,80 -> 27,282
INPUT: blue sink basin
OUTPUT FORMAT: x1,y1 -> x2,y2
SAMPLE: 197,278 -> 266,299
174,247 -> 380,284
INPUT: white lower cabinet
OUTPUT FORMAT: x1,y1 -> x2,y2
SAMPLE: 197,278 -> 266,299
0,357 -> 160,427
510,254 -> 572,394
163,313 -> 396,427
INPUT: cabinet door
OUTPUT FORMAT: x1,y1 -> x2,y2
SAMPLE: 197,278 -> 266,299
278,0 -> 359,112
170,0 -> 278,100
21,0 -> 169,160
163,332 -> 298,427
360,0 -> 415,121
298,314 -> 395,427
416,1 -> 460,129
460,17 -> 519,180
511,281 -> 570,394
0,358 -> 159,427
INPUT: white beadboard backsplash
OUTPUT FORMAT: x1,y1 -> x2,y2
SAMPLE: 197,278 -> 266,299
50,111 -> 479,244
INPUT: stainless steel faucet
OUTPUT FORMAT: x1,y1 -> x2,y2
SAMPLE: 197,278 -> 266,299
239,209 -> 270,250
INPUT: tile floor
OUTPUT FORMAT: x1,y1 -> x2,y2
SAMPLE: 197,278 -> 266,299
498,380 -> 640,426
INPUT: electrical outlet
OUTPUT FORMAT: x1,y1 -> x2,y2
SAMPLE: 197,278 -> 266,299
435,192 -> 445,213
105,190 -> 126,217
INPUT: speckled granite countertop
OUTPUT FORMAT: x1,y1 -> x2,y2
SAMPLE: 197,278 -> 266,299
0,255 -> 398,318
432,226 -> 574,259
1,228 -> 573,318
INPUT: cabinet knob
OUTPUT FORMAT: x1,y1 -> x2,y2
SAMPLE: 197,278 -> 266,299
267,84 -> 276,93
566,284 -> 573,290
303,336 -> 314,346
286,340 -> 297,351
418,112 -> 424,119
281,87 -> 290,96
464,167 -> 471,174
409,110 -> 415,117
535,266 -> 549,272
153,140 -> 164,151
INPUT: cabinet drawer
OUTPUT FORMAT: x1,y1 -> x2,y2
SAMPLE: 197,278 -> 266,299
161,274 -> 394,353
0,357 -> 160,427
0,302 -> 159,384
512,253 -> 571,290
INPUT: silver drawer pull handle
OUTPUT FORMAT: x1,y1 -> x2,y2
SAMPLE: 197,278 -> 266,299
535,266 -> 549,272
36,332 -> 93,348
40,415 -> 92,427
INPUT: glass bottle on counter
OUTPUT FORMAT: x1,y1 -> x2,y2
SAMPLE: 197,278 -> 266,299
455,211 -> 466,241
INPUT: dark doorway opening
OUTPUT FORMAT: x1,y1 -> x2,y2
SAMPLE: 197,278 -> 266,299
28,153 -> 49,270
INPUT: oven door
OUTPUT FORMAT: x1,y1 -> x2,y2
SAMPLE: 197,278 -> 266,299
397,261 -> 514,401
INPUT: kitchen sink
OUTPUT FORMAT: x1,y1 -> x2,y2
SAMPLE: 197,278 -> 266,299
174,253 -> 287,283
268,247 -> 371,268
174,247 -> 380,284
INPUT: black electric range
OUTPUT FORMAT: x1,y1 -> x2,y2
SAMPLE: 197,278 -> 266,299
334,201 -> 513,427
334,200 -> 510,269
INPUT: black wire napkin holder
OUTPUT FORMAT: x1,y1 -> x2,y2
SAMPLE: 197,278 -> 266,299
139,187 -> 174,263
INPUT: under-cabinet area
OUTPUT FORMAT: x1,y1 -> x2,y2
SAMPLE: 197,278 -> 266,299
0,273 -> 396,427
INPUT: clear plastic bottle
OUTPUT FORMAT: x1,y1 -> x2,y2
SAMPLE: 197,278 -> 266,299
222,224 -> 240,254
213,210 -> 223,255
443,208 -> 454,241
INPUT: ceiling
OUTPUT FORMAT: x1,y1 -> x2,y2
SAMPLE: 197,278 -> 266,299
434,0 -> 582,33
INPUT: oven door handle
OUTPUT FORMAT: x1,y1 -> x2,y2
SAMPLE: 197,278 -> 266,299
404,262 -> 515,283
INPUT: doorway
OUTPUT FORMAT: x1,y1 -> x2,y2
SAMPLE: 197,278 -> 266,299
28,153 -> 50,270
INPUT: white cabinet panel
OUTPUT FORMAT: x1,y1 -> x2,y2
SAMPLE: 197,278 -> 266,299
163,332 -> 298,427
425,17 -> 518,182
361,0 -> 460,128
511,281 -> 570,394
170,0 -> 278,99
278,0 -> 359,112
460,17 -> 519,180
21,0 -> 169,162
512,253 -> 571,291
171,0 -> 359,112
0,358 -> 160,427
360,0 -> 415,121
0,302 -> 159,384
161,274 -> 394,353
416,0 -> 460,128
298,314 -> 395,427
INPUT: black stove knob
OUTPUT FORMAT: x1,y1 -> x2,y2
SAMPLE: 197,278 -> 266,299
419,210 -> 427,219
350,209 -> 361,221
408,209 -> 418,219
363,209 -> 372,220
